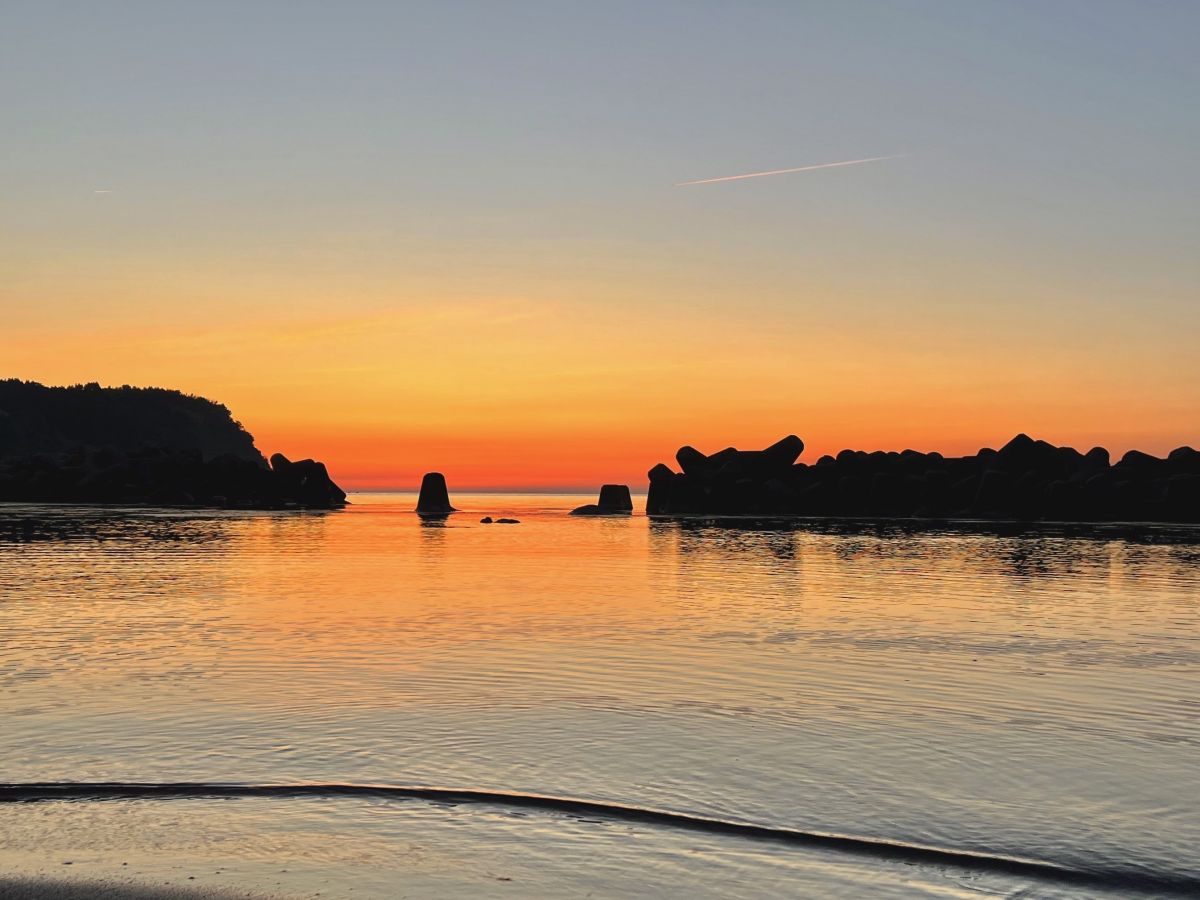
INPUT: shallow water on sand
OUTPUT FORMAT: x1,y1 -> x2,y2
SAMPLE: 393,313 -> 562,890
2,494 -> 1198,897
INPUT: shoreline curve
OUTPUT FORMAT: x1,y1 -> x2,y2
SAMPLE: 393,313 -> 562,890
1,781 -> 1195,896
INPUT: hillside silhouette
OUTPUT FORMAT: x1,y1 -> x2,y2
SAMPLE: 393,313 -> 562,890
0,379 -> 263,462
0,380 -> 344,508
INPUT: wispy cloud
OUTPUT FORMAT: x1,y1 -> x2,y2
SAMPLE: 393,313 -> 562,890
675,155 -> 902,186
93,189 -> 113,194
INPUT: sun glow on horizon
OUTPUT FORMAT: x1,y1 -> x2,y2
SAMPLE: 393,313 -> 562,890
7,290 -> 1196,490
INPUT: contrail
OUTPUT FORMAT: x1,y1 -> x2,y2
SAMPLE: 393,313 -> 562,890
675,155 -> 901,186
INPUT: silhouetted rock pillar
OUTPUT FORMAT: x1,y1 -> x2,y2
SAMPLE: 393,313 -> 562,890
598,484 -> 633,511
570,482 -> 634,516
416,472 -> 456,515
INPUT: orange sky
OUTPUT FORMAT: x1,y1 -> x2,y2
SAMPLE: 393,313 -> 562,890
7,290 -> 1197,490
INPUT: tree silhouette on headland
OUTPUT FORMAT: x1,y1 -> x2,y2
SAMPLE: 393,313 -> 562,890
0,379 -> 262,462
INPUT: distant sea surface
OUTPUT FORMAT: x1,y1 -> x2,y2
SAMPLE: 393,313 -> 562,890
2,494 -> 1199,898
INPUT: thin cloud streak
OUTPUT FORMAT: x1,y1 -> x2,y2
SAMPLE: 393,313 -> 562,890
675,155 -> 902,186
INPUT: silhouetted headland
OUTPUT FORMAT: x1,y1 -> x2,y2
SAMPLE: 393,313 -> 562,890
570,483 -> 634,516
647,433 -> 1200,523
416,471 -> 456,515
0,380 -> 345,509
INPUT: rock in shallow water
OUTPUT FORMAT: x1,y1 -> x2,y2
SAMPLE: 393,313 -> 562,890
416,472 -> 456,515
270,453 -> 347,507
598,484 -> 633,511
571,483 -> 634,516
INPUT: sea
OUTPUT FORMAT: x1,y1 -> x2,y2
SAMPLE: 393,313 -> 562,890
2,493 -> 1198,898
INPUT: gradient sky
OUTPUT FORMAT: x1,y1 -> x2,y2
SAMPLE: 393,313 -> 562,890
3,1 -> 1197,489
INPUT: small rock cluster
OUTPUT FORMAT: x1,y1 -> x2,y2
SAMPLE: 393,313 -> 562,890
0,446 -> 347,509
646,434 -> 1200,522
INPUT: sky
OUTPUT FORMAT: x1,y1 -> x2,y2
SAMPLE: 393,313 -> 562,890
2,1 -> 1197,489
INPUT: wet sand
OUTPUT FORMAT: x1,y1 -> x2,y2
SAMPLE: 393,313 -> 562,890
0,877 -> 281,900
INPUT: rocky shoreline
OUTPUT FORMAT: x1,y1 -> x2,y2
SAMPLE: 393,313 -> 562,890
0,380 -> 346,509
647,434 -> 1200,523
4,383 -> 1197,522
0,447 -> 346,509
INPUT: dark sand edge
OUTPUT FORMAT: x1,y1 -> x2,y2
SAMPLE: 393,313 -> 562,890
0,876 -> 282,900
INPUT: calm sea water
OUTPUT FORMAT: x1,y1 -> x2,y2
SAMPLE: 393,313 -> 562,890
2,493 -> 1199,898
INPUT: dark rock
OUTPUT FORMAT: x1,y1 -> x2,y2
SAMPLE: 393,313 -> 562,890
598,483 -> 633,511
707,447 -> 740,468
711,449 -> 792,480
974,470 -> 1013,514
795,479 -> 833,513
676,445 -> 710,476
762,477 -> 798,511
1117,449 -> 1162,470
480,516 -> 493,524
0,444 -> 345,509
997,433 -> 1064,477
836,475 -> 868,512
915,469 -> 951,516
416,472 -> 456,515
1045,479 -> 1081,519
1055,446 -> 1085,472
641,432 -> 1196,523
1167,446 -> 1200,475
871,472 -> 920,515
646,464 -> 674,512
271,454 -> 347,507
1165,475 -> 1200,519
496,518 -> 520,524
648,463 -> 674,482
764,434 -> 804,466
572,483 -> 634,516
